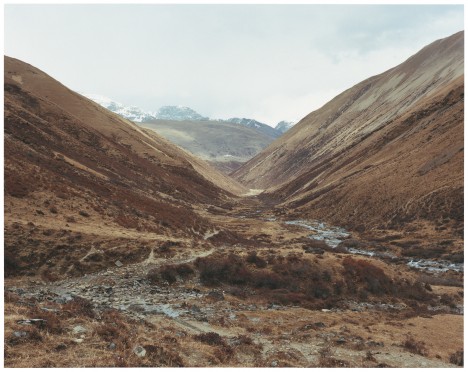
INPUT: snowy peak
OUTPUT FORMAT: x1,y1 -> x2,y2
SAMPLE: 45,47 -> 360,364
275,120 -> 296,134
82,94 -> 209,122
82,94 -> 157,122
156,106 -> 209,121
227,117 -> 281,139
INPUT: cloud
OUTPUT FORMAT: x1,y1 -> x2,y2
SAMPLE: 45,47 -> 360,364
4,4 -> 464,125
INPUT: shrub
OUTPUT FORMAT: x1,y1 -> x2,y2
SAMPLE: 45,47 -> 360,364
251,271 -> 284,289
246,252 -> 268,268
147,264 -> 194,285
144,345 -> 184,367
175,263 -> 195,278
194,332 -> 226,346
449,350 -> 463,366
195,254 -> 251,286
402,336 -> 427,356
160,266 -> 178,284
79,210 -> 90,217
4,250 -> 21,277
62,296 -> 95,319
27,310 -> 63,334
342,257 -> 393,295
193,332 -> 233,362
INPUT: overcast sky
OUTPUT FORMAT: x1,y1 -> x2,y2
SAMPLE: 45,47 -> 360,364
4,4 -> 464,126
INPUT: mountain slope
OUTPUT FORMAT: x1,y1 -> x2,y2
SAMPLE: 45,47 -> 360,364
4,56 -> 245,277
226,117 -> 281,138
141,119 -> 278,173
233,31 -> 464,233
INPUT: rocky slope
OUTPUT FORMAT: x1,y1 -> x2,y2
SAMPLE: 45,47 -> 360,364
4,56 -> 246,278
233,31 -> 464,234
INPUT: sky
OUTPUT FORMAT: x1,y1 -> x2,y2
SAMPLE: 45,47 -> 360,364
4,4 -> 465,126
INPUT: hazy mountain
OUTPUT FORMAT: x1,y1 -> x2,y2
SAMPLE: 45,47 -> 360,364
141,119 -> 277,174
275,120 -> 296,133
227,117 -> 281,138
156,105 -> 209,121
82,95 -> 209,122
233,31 -> 464,234
81,94 -> 157,122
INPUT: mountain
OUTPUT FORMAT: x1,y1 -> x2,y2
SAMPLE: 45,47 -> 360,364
233,31 -> 464,235
141,118 -> 277,173
82,94 -> 157,122
4,56 -> 246,278
82,95 -> 209,122
156,105 -> 209,121
227,117 -> 281,138
83,96 -> 279,173
275,120 -> 296,133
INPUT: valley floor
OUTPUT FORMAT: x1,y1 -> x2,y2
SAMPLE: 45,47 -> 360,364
4,196 -> 464,368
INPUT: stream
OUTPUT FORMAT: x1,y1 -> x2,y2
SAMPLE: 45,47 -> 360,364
285,220 -> 463,273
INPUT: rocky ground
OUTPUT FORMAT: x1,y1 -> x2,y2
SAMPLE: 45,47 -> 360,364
4,201 -> 464,367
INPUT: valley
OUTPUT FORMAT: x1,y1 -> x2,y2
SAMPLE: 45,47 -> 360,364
4,195 -> 464,367
4,31 -> 464,368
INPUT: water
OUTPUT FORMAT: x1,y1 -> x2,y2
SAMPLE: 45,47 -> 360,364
407,259 -> 463,273
285,220 -> 349,248
285,220 -> 463,273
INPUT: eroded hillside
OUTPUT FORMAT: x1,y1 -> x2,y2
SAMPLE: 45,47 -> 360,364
4,56 -> 246,278
233,32 -> 463,240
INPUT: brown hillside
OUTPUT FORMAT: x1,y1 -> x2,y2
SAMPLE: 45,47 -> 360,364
233,31 -> 463,233
4,56 -> 244,277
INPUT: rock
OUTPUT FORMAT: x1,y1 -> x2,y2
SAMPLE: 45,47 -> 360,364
321,309 -> 331,312
366,340 -> 384,347
17,319 -> 46,326
190,305 -> 201,313
115,261 -> 123,267
303,247 -> 325,254
55,343 -> 67,351
336,337 -> 346,344
13,331 -> 28,338
133,345 -> 146,357
40,307 -> 59,312
207,291 -> 224,301
314,322 -> 326,328
72,325 -> 87,335
271,360 -> 278,367
73,338 -> 84,344
56,294 -> 74,304
108,342 -> 116,350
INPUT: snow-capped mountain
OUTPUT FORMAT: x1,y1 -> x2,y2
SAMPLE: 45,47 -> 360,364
156,106 -> 209,121
82,94 -> 209,122
82,94 -> 157,122
226,117 -> 281,138
275,120 -> 296,134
